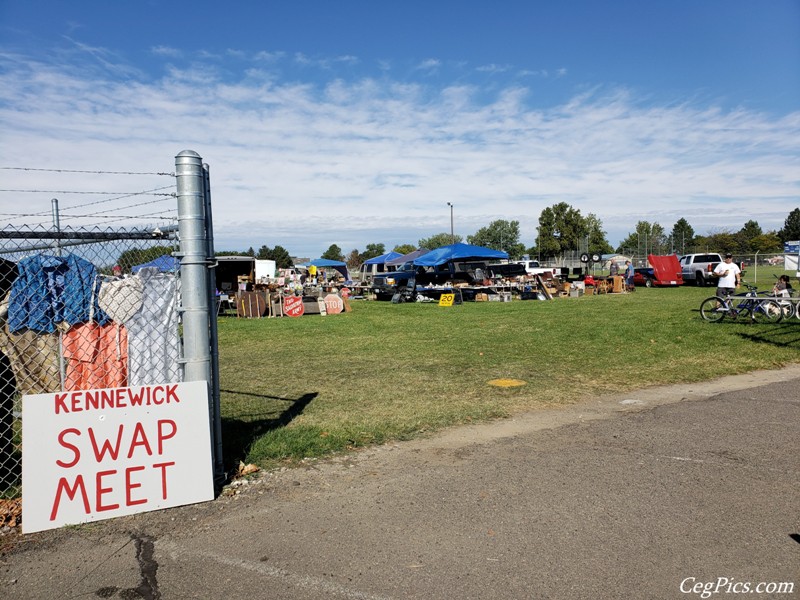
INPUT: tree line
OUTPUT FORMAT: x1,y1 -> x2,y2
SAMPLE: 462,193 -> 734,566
137,206 -> 799,269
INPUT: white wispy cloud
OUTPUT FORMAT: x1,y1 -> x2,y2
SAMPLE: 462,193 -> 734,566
476,63 -> 513,74
0,50 -> 797,257
254,51 -> 286,62
151,46 -> 182,58
416,58 -> 441,72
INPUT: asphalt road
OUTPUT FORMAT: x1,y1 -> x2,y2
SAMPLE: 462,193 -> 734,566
3,366 -> 799,599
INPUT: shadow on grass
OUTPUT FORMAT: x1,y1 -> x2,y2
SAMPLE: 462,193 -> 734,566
734,321 -> 800,347
219,389 -> 318,470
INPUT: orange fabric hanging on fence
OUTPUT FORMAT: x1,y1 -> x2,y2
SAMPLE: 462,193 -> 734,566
63,322 -> 128,391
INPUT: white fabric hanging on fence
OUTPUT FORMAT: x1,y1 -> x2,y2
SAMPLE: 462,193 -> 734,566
98,276 -> 144,324
126,267 -> 183,386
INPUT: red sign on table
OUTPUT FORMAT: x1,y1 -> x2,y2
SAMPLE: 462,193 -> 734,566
283,295 -> 305,317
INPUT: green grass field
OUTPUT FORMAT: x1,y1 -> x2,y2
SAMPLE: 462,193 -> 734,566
217,282 -> 800,471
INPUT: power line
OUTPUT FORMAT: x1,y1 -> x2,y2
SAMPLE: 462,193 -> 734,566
0,167 -> 174,176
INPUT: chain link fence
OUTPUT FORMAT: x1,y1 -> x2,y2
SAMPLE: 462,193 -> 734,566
0,151 -> 224,521
0,225 -> 182,498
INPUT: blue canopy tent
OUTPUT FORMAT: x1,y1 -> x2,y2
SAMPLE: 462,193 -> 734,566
363,251 -> 403,265
413,243 -> 508,266
131,254 -> 180,273
307,258 -> 350,280
386,248 -> 430,266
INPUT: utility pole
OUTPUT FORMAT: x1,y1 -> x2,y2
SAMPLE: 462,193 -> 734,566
447,202 -> 454,244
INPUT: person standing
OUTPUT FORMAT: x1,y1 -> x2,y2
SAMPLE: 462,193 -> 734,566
624,260 -> 635,292
713,253 -> 741,297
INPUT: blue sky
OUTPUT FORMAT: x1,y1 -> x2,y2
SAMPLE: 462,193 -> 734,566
1,1 -> 798,257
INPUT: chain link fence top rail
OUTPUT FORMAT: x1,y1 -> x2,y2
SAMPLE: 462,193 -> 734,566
0,224 -> 181,499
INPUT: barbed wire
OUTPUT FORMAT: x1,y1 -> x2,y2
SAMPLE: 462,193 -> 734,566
1,187 -> 177,227
0,188 -> 175,196
0,171 -> 179,229
0,167 -> 175,176
59,185 -> 176,210
81,213 -> 178,221
60,195 -> 174,219
4,210 -> 178,229
81,211 -> 178,227
0,211 -> 53,218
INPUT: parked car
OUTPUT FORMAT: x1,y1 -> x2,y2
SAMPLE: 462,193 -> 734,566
514,259 -> 557,277
371,260 -> 490,300
633,268 -> 656,287
487,262 -> 528,279
635,255 -> 684,287
679,253 -> 723,286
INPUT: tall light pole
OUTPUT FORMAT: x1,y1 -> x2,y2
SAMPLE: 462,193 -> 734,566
446,202 -> 454,244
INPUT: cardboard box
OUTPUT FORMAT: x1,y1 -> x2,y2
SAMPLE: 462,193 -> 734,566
475,293 -> 489,302
612,276 -> 625,293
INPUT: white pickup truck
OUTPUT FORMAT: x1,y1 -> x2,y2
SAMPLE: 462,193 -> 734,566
516,260 -> 557,277
679,253 -> 723,286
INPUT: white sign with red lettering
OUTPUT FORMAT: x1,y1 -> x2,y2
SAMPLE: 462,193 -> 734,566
22,380 -> 214,534
324,293 -> 343,314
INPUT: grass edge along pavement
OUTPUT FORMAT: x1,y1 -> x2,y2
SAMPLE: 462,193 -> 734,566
217,286 -> 800,472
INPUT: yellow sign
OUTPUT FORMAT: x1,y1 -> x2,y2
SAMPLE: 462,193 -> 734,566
488,378 -> 527,388
439,293 -> 455,307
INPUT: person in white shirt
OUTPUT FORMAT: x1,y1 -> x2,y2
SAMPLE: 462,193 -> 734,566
713,253 -> 741,297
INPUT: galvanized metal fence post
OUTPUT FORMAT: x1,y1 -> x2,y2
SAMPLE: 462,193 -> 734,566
175,150 -> 223,486
203,163 -> 224,485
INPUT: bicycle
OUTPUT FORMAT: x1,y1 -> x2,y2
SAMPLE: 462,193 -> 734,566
768,290 -> 797,320
699,284 -> 783,323
769,275 -> 798,320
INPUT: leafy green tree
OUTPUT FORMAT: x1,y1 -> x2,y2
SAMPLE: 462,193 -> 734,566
246,247 -> 255,257
736,220 -> 762,252
537,202 -> 587,259
116,245 -> 174,271
418,232 -> 462,250
670,218 -> 694,255
269,245 -> 293,268
321,244 -> 344,261
362,243 -> 386,260
749,232 -> 782,253
585,213 -> 613,256
467,220 -> 526,259
216,250 -> 251,257
392,244 -> 416,255
250,245 -> 293,267
694,230 -> 738,254
345,249 -> 362,270
779,208 -> 800,243
616,221 -> 667,255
